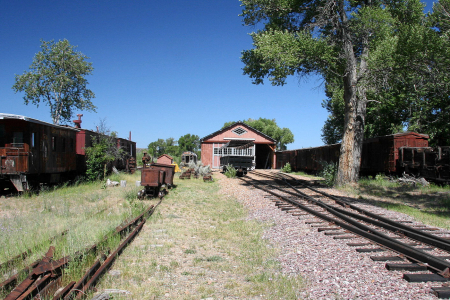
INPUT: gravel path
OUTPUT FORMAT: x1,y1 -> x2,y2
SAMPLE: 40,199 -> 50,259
218,171 -> 441,300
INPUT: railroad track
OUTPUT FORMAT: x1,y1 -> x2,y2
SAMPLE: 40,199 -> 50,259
243,170 -> 450,298
1,197 -> 163,300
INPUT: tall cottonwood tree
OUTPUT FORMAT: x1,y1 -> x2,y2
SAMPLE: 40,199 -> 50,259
240,0 -> 426,185
13,39 -> 96,125
321,0 -> 450,146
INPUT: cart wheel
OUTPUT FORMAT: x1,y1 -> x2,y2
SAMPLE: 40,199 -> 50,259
137,189 -> 145,199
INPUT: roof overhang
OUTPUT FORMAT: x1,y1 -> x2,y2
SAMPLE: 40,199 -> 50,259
219,139 -> 255,150
0,113 -> 79,131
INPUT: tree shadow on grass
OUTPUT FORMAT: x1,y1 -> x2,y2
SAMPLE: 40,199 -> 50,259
352,182 -> 450,217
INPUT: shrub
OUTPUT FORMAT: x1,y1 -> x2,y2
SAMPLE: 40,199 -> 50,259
318,161 -> 338,187
224,164 -> 237,178
281,163 -> 292,173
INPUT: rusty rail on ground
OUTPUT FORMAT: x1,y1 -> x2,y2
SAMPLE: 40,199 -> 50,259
2,199 -> 162,300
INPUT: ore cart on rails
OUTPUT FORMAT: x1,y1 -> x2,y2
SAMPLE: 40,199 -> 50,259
138,162 -> 175,199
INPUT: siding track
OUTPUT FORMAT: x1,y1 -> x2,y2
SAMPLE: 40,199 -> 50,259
244,170 -> 450,298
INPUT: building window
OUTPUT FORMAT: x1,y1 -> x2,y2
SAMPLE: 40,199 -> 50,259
69,138 -> 74,152
61,137 -> 66,152
232,127 -> 247,136
13,132 -> 24,145
31,133 -> 35,148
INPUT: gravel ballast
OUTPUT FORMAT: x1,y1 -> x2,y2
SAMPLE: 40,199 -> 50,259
218,172 -> 441,300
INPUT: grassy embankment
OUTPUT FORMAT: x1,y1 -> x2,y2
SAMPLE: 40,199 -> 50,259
1,172 -> 304,299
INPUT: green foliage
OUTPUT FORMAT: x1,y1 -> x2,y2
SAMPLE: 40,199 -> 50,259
319,1 -> 450,146
147,134 -> 200,160
318,161 -> 338,187
12,39 -> 96,125
85,120 -> 124,181
224,164 -> 237,178
222,118 -> 294,150
178,134 -> 200,153
281,163 -> 291,173
85,142 -> 109,181
240,0 -> 449,184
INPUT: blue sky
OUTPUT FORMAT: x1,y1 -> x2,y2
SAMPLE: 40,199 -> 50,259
0,0 -> 436,150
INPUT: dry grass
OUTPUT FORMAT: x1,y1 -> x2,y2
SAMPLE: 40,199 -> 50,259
94,173 -> 304,299
1,172 -> 304,299
0,172 -> 147,288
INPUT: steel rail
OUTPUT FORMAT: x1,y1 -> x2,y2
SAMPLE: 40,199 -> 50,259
3,199 -> 162,300
62,198 -> 163,300
279,172 -> 450,240
253,171 -> 450,252
241,176 -> 450,275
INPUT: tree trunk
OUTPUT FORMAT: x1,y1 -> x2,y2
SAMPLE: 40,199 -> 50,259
336,66 -> 368,185
335,6 -> 368,186
336,72 -> 360,185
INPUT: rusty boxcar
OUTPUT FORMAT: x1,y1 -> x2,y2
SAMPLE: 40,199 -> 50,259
0,114 -> 78,191
0,113 -> 137,192
278,132 -> 431,177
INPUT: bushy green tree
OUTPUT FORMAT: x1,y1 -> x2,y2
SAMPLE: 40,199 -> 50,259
85,121 -> 124,181
178,134 -> 200,153
12,39 -> 96,125
240,0 -> 436,184
320,0 -> 450,146
147,134 -> 201,162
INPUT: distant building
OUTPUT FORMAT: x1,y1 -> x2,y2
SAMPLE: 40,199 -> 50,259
200,122 -> 276,169
157,154 -> 173,165
181,151 -> 197,165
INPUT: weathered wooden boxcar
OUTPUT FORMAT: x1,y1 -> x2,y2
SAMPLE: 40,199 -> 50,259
0,113 -> 137,192
278,132 -> 430,176
360,132 -> 429,174
399,146 -> 450,182
0,113 -> 78,191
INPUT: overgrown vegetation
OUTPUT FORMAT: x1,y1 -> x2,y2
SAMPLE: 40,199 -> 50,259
281,162 -> 291,173
95,173 -> 304,299
318,161 -> 338,187
339,176 -> 450,229
0,172 -> 146,298
85,120 -> 125,181
187,161 -> 211,176
224,164 -> 237,178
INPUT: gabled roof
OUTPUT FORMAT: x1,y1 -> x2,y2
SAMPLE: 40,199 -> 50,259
200,121 -> 276,143
157,154 -> 173,160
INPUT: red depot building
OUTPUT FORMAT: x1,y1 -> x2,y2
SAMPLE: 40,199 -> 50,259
200,122 -> 277,170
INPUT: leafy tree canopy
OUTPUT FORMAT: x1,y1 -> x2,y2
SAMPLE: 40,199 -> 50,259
85,120 -> 124,181
320,0 -> 450,146
178,134 -> 200,153
147,134 -> 201,163
239,0 -> 448,184
12,39 -> 96,125
222,118 -> 294,150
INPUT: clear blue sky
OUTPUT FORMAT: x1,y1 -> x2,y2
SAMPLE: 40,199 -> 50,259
0,0 -> 436,150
